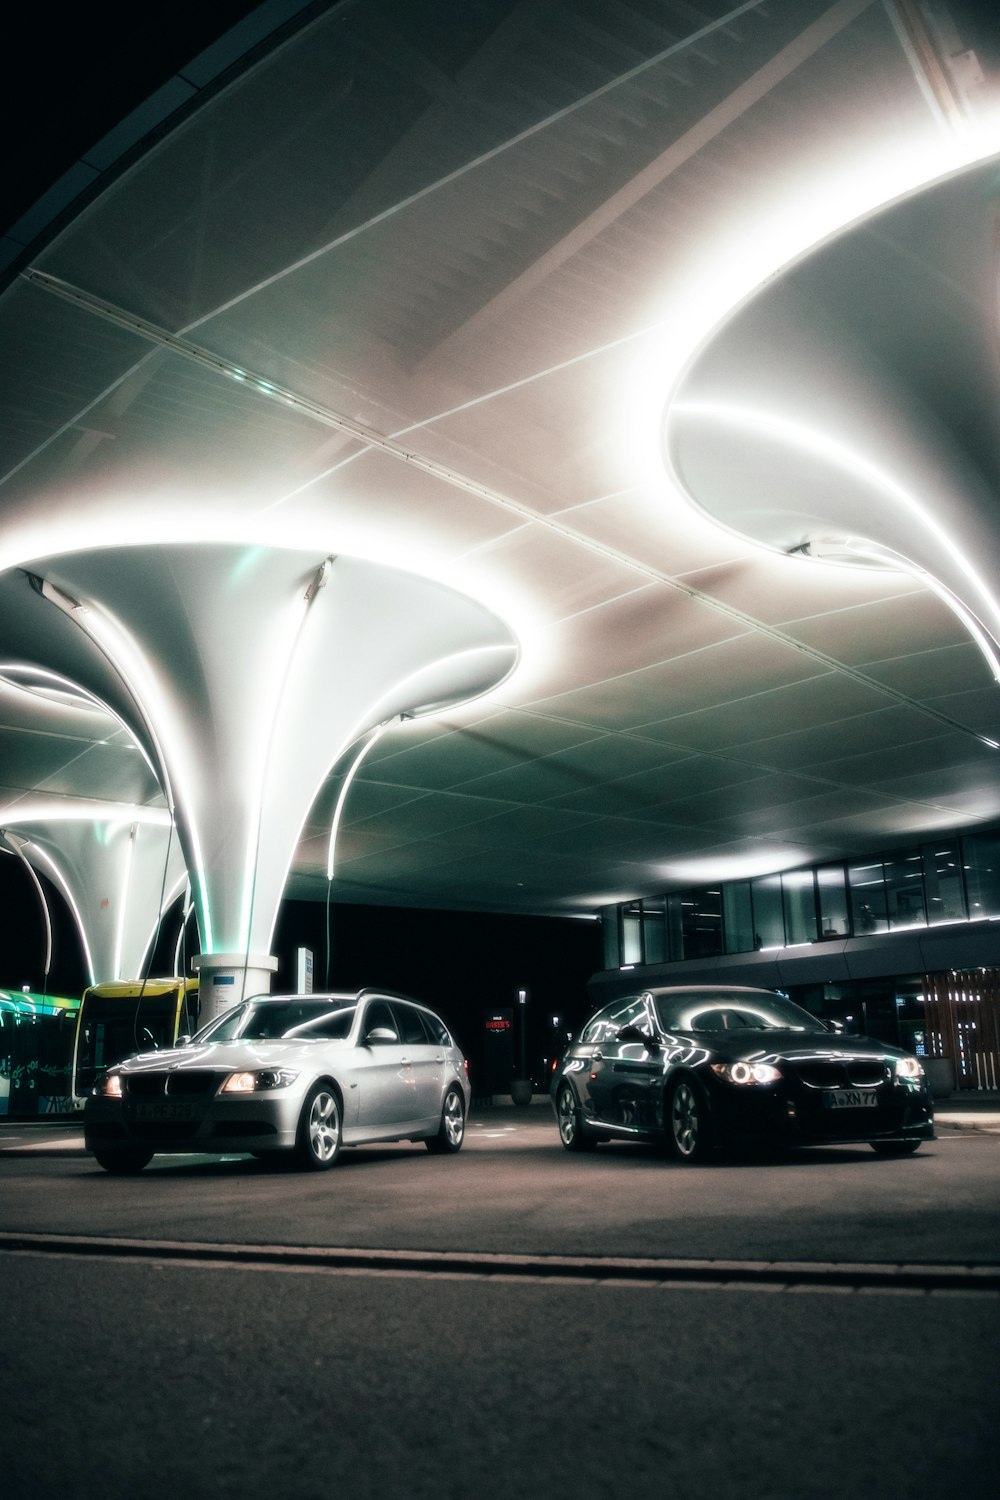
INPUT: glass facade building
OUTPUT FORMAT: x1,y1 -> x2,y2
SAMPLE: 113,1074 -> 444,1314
598,826 -> 1000,968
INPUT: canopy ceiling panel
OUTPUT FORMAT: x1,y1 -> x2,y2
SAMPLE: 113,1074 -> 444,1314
2,0 -> 1000,925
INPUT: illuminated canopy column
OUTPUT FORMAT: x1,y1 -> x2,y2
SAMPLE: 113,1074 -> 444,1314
0,801 -> 186,987
17,544 -> 518,1024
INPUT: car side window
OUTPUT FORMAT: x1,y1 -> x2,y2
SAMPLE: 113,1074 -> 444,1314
420,1010 -> 450,1046
582,997 -> 648,1044
363,1000 -> 399,1041
393,1002 -> 429,1046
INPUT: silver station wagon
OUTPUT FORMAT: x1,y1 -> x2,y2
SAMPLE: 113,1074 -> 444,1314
85,989 -> 470,1173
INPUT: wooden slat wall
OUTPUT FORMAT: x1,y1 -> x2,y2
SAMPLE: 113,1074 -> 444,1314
922,971 -> 1000,1090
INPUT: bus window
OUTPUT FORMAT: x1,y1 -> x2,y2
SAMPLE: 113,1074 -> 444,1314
71,980 -> 199,1106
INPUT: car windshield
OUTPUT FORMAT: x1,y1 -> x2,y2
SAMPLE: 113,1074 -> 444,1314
653,991 -> 825,1033
196,999 -> 357,1043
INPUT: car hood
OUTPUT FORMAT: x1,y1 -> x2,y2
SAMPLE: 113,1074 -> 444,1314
688,1029 -> 910,1064
114,1039 -> 354,1073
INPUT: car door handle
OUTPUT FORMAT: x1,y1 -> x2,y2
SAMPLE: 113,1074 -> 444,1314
434,1055 -> 445,1063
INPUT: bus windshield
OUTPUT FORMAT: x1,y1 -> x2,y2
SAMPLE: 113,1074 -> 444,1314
73,983 -> 197,1101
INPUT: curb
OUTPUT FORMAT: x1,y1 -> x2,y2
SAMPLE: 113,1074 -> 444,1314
1,1230 -> 998,1293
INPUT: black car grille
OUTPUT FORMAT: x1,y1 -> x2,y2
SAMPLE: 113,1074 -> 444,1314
124,1071 -> 221,1099
791,1059 -> 889,1090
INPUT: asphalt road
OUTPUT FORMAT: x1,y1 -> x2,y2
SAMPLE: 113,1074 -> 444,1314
2,1111 -> 998,1500
1,1109 -> 999,1265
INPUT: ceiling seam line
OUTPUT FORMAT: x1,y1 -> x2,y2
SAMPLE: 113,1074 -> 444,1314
20,268 -> 993,751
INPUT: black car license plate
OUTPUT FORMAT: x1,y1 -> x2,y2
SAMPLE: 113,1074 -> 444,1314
133,1101 -> 200,1123
822,1088 -> 877,1109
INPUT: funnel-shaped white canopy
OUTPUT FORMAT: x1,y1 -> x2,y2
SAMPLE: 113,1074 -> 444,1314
665,157 -> 1000,687
13,544 -> 518,964
0,800 -> 185,986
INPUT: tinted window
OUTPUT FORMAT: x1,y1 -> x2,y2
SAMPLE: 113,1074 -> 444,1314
362,1000 -> 399,1040
393,1003 -> 429,1046
581,996 -> 649,1044
420,1010 -> 450,1046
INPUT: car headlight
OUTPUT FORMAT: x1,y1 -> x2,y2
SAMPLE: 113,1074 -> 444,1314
895,1056 -> 924,1080
93,1073 -> 123,1098
711,1061 -> 782,1086
220,1069 -> 299,1093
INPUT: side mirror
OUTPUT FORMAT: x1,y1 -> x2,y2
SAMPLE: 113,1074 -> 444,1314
365,1026 -> 397,1046
617,1024 -> 659,1051
175,1034 -> 192,1048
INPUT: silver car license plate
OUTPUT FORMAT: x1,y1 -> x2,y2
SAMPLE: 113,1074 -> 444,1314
822,1088 -> 877,1109
134,1101 -> 199,1122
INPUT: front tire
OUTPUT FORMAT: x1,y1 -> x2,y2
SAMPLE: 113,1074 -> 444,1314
664,1076 -> 713,1163
870,1139 -> 923,1156
295,1083 -> 342,1170
426,1086 -> 466,1153
91,1145 -> 153,1174
556,1083 -> 596,1152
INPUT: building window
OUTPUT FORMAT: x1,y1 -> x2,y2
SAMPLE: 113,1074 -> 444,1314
848,860 -> 888,933
962,830 -> 1000,919
750,874 -> 784,948
621,901 -> 643,965
817,865 -> 849,937
681,889 -> 722,959
723,881 -> 754,954
666,893 -> 685,959
884,848 -> 927,929
782,869 -> 817,945
641,897 -> 667,965
600,905 -> 619,969
922,842 -> 966,923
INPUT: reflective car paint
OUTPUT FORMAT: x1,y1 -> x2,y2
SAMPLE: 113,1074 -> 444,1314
84,989 -> 470,1173
551,985 -> 934,1163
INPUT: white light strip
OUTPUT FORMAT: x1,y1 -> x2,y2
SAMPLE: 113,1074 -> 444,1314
326,724 -> 392,882
803,536 -> 1000,688
19,839 -> 96,987
113,823 -> 137,983
35,583 -> 214,953
171,896 -> 194,979
237,584 -> 316,956
670,401 -> 1000,678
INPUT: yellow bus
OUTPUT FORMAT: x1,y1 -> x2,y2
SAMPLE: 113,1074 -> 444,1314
71,978 -> 199,1108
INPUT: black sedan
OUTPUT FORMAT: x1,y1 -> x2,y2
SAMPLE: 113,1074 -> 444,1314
552,985 -> 934,1162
